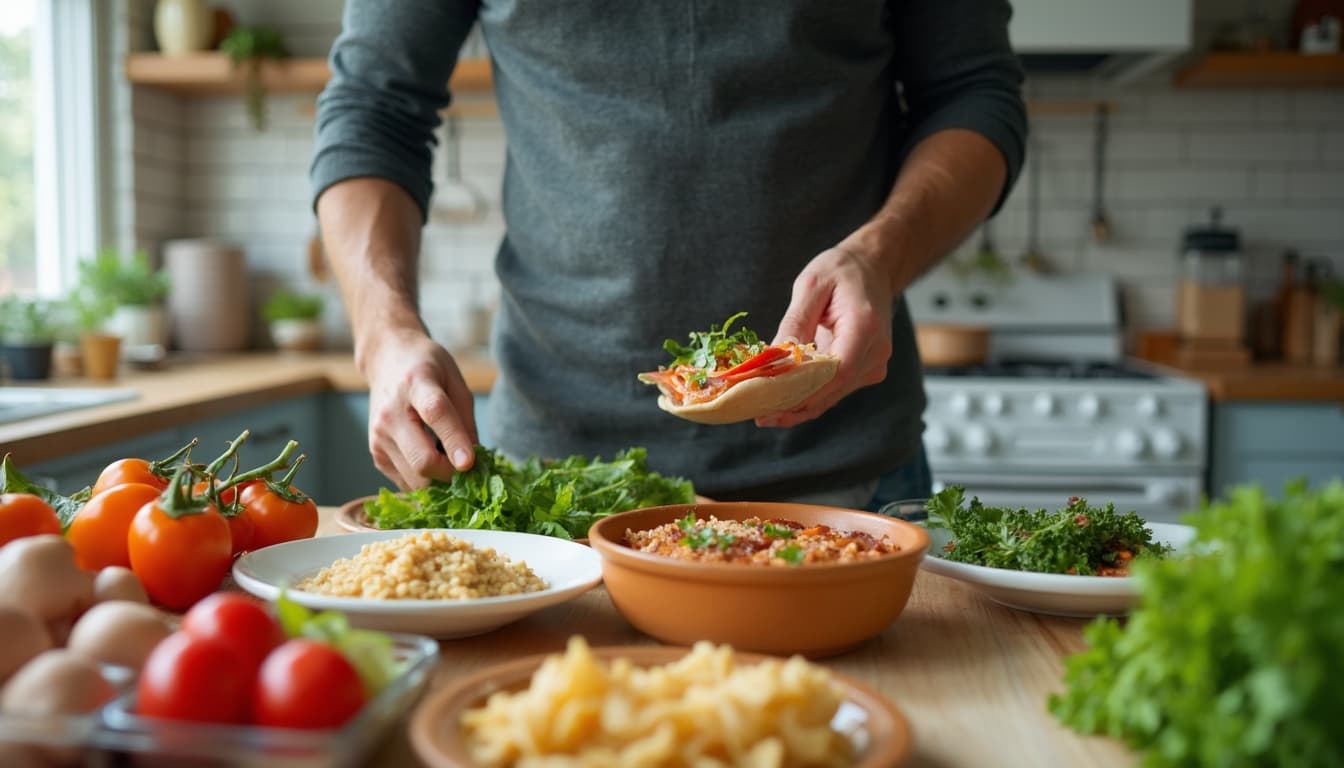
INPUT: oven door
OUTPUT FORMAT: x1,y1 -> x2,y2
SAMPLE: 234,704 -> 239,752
929,472 -> 1201,524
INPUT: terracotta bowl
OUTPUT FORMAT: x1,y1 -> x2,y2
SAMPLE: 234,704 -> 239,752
587,502 -> 930,658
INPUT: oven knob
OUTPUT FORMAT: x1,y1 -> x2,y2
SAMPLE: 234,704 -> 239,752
1032,393 -> 1057,417
1114,428 -> 1148,459
1077,394 -> 1104,421
924,425 -> 953,453
964,425 -> 996,455
1151,428 -> 1184,459
949,392 -> 976,416
982,393 -> 1006,416
1136,395 -> 1163,418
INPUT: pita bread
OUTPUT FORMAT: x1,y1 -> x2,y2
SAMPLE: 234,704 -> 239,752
654,355 -> 840,425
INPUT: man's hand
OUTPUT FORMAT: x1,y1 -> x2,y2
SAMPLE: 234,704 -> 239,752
756,245 -> 895,428
364,327 -> 479,490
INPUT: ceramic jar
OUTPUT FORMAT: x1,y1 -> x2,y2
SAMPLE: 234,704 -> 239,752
154,0 -> 213,56
164,239 -> 250,352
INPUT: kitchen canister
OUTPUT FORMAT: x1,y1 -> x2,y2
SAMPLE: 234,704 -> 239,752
164,239 -> 250,352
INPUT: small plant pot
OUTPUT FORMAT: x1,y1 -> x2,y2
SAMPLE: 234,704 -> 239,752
107,305 -> 168,352
2,342 -> 55,381
269,319 -> 323,353
80,333 -> 123,381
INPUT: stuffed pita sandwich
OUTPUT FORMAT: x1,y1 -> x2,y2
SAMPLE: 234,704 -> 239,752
637,312 -> 839,425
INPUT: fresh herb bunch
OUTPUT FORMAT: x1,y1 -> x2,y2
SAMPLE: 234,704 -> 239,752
364,445 -> 695,539
1050,481 -> 1344,767
661,312 -> 766,386
925,486 -> 1169,575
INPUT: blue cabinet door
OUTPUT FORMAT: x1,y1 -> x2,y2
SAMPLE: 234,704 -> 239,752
1209,403 -> 1344,499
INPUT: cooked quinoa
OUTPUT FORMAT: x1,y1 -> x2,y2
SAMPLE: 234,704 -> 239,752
625,515 -> 899,565
296,531 -> 547,599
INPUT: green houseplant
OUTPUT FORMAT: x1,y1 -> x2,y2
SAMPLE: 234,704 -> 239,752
78,249 -> 170,350
219,25 -> 288,131
66,287 -> 122,381
1,297 -> 57,380
262,288 -> 325,353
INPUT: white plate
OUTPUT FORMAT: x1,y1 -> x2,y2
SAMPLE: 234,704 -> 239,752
232,530 -> 603,638
919,522 -> 1195,617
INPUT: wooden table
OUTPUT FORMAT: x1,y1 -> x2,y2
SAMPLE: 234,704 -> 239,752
315,509 -> 1134,768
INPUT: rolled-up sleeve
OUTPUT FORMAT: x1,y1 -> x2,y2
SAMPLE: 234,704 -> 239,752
892,0 -> 1027,213
309,0 -> 479,220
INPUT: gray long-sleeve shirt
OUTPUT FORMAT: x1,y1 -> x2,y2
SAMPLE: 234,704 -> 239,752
311,0 -> 1026,501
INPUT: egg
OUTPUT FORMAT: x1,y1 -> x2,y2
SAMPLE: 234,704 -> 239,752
66,601 -> 172,673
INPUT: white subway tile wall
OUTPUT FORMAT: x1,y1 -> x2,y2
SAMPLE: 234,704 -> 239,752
111,0 -> 1344,347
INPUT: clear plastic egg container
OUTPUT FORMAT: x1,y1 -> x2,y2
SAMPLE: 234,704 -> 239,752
0,633 -> 440,768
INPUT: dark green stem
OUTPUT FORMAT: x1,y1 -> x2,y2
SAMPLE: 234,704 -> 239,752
158,464 -> 210,519
150,437 -> 199,479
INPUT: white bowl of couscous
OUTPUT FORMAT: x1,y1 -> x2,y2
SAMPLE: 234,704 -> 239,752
233,529 -> 603,638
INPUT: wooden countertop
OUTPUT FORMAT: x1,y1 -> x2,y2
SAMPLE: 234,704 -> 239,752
309,511 -> 1135,767
0,352 -> 497,465
1155,362 -> 1344,403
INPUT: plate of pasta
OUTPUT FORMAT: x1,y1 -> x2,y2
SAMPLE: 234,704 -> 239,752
409,636 -> 912,768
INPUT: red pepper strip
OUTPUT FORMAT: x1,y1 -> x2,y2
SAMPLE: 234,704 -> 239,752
719,346 -> 790,378
721,357 -> 798,385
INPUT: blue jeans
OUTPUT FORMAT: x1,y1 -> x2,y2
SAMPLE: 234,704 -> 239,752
863,443 -> 933,513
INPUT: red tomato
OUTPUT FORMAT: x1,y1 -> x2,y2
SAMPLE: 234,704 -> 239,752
127,497 -> 233,611
66,483 -> 161,570
252,640 -> 367,729
240,484 -> 318,550
181,593 -> 283,672
191,480 -> 260,556
225,511 -> 256,557
93,459 -> 168,497
0,493 -> 62,547
137,632 -> 251,724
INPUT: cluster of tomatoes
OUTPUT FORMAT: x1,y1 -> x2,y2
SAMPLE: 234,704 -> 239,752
139,593 -> 369,729
1,431 -> 318,611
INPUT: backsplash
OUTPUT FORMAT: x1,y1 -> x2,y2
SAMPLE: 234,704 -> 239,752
111,0 -> 1344,349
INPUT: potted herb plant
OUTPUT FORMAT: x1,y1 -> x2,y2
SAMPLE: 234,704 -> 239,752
78,249 -> 171,352
262,289 -> 325,353
66,289 -> 122,381
219,25 -> 288,131
1,298 -> 57,381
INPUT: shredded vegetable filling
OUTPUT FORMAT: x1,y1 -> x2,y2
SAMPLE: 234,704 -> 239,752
625,514 -> 898,565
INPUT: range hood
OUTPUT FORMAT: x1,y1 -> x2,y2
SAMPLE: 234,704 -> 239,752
1009,0 -> 1193,84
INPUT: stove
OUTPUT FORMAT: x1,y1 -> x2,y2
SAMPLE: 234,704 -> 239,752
907,272 -> 1207,523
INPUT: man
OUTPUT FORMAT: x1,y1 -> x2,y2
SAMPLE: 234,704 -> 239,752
311,1 -> 1026,509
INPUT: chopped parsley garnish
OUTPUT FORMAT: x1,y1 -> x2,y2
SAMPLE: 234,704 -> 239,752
776,544 -> 804,565
677,512 -> 735,551
661,311 -> 767,378
762,522 -> 795,539
925,486 -> 1170,575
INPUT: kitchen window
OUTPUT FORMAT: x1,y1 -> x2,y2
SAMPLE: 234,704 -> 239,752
0,0 -> 102,298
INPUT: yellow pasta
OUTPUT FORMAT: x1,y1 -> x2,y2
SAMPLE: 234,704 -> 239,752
459,637 -> 854,768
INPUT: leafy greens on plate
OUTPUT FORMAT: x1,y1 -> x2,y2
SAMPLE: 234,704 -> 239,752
1050,481 -> 1344,767
925,486 -> 1170,576
363,445 -> 694,539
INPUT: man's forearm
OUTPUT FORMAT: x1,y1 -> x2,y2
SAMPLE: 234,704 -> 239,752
843,128 -> 1007,296
317,178 -> 427,372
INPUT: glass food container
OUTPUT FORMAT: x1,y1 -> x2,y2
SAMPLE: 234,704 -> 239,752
1177,207 -> 1245,344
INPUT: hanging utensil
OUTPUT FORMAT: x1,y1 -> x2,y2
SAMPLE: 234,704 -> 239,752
1018,133 -> 1051,274
1089,103 -> 1112,243
430,112 -> 489,224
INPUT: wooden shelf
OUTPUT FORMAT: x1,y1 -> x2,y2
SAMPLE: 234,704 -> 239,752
124,52 -> 493,95
1174,51 -> 1344,88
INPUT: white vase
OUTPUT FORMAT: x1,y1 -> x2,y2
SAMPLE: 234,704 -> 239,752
107,305 -> 167,351
154,0 -> 213,56
270,319 -> 324,353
